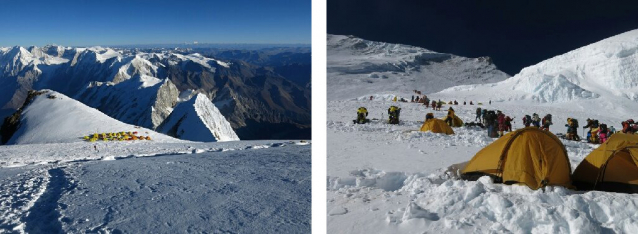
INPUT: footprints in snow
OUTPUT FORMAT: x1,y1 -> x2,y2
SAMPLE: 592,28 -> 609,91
23,168 -> 76,234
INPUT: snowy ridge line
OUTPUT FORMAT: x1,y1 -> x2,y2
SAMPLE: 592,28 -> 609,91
327,34 -> 510,101
0,141 -> 310,168
0,45 -> 230,76
436,29 -> 638,108
328,166 -> 638,233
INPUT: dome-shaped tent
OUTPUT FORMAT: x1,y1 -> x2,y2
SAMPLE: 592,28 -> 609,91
420,119 -> 454,135
572,133 -> 638,193
441,115 -> 463,127
461,127 -> 572,190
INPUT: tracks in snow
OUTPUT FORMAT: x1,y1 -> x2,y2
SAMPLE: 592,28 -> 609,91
0,167 -> 77,234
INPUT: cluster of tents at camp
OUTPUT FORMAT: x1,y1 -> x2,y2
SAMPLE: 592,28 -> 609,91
83,131 -> 152,142
461,127 -> 638,193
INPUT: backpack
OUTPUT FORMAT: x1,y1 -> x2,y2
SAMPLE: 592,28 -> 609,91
525,115 -> 531,123
571,119 -> 578,128
600,124 -> 608,133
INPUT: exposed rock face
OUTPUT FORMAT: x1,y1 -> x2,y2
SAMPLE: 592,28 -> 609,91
150,80 -> 180,128
74,78 -> 179,129
0,90 -> 47,144
164,60 -> 311,140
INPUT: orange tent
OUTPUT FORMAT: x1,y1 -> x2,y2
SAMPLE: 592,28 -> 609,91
461,127 -> 572,190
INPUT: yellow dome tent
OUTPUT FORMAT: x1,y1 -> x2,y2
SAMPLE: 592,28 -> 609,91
441,115 -> 463,127
420,119 -> 454,135
572,133 -> 638,193
461,127 -> 572,190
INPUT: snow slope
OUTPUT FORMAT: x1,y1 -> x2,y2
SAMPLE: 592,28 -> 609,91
327,34 -> 510,101
437,29 -> 638,116
157,93 -> 239,142
3,90 -> 178,145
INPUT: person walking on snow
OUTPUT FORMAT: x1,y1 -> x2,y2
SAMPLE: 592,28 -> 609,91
599,124 -> 609,143
481,109 -> 487,124
541,114 -> 552,131
497,111 -> 506,137
445,107 -> 456,126
532,113 -> 541,128
505,116 -> 513,132
475,108 -> 482,122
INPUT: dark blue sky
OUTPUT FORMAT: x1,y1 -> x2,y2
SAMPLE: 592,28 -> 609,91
329,0 -> 638,75
0,0 -> 310,46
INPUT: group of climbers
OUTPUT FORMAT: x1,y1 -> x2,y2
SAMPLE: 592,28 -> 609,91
520,113 -> 550,130
411,95 -> 430,105
477,109 -> 514,138
354,102 -> 636,145
83,131 -> 152,142
354,106 -> 402,124
582,118 -> 617,144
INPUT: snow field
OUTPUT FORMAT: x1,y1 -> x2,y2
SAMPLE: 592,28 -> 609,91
327,97 -> 636,233
328,169 -> 638,233
0,143 -> 310,233
0,140 -> 306,168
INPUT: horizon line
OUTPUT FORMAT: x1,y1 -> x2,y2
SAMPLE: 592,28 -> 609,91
0,42 -> 312,48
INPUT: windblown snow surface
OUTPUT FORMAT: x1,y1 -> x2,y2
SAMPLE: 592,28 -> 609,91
0,140 -> 310,233
327,30 -> 638,233
327,34 -> 510,101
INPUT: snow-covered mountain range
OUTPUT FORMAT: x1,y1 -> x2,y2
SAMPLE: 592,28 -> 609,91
0,45 -> 311,142
327,34 -> 511,101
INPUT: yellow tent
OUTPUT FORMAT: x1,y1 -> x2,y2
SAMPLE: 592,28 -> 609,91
461,127 -> 572,190
572,133 -> 638,193
420,119 -> 454,135
441,115 -> 463,127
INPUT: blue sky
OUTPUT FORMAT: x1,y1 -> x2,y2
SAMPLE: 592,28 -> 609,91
0,0 -> 310,46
